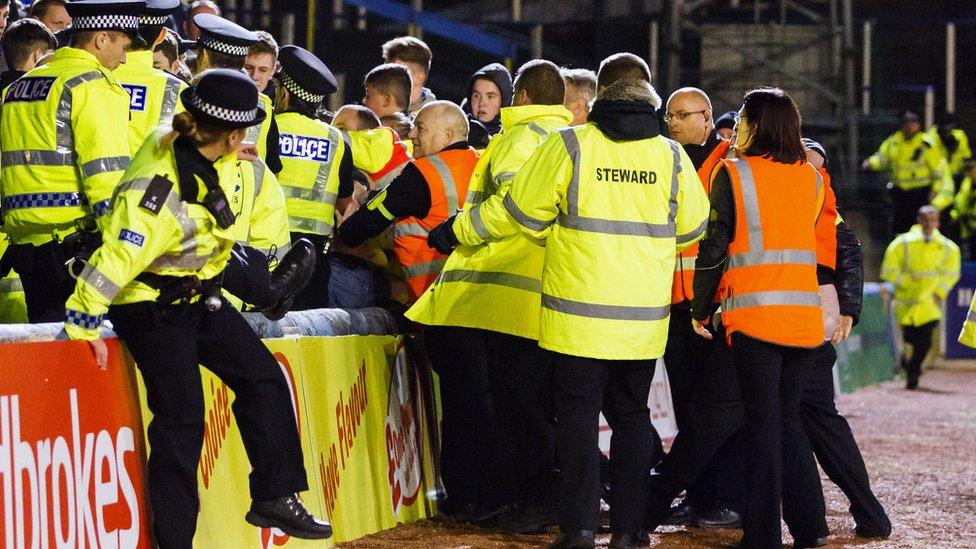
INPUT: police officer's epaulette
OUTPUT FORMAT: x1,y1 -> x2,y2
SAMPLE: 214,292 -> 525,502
139,174 -> 173,215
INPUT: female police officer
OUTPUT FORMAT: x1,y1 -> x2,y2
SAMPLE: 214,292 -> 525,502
61,69 -> 332,547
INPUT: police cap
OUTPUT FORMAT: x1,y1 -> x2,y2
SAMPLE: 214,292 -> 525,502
65,0 -> 148,48
276,45 -> 337,104
142,0 -> 180,26
193,13 -> 258,57
181,68 -> 267,129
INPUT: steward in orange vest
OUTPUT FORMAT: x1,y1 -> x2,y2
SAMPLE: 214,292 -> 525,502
337,102 -> 478,302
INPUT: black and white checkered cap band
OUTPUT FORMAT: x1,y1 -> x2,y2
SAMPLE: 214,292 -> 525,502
189,92 -> 258,123
140,15 -> 169,26
72,14 -> 140,31
199,34 -> 250,57
279,71 -> 326,104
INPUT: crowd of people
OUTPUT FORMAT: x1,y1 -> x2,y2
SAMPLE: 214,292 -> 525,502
2,0 -> 973,548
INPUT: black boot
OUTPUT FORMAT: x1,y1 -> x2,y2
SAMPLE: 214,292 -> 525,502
262,239 -> 316,320
695,507 -> 741,529
245,494 -> 333,539
549,530 -> 595,548
608,531 -> 650,548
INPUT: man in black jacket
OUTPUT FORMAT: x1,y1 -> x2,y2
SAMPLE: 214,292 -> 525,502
800,142 -> 892,539
0,17 -> 55,91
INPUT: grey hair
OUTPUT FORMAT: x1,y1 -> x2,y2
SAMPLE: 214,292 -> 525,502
596,78 -> 662,109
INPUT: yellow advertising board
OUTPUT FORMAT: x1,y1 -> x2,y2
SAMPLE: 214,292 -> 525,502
134,334 -> 439,548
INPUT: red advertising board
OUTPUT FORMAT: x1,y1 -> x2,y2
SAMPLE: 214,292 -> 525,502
0,339 -> 151,548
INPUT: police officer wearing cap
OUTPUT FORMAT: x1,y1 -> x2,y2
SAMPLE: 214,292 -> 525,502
273,45 -> 360,310
63,69 -> 333,546
192,12 -> 282,174
114,0 -> 188,153
0,0 -> 144,322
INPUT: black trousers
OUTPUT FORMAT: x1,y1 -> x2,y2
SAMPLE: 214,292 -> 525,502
663,308 -> 745,511
646,329 -> 745,525
484,330 -> 556,507
551,351 -> 659,534
5,242 -> 76,323
424,325 -> 507,510
901,321 -> 937,388
221,243 -> 275,309
801,344 -> 891,536
890,186 -> 931,236
290,232 -> 330,311
109,298 -> 308,549
732,333 -> 825,548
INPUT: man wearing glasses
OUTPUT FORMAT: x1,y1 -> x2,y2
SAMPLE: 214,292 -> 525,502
657,87 -> 744,530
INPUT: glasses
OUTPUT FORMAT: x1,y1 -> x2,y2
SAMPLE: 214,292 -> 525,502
664,110 -> 707,123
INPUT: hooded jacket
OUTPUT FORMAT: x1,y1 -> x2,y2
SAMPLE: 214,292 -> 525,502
462,63 -> 513,148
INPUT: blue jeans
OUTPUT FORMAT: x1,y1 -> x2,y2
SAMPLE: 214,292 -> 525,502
326,253 -> 390,309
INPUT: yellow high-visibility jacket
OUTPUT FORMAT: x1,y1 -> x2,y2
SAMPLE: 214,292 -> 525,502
1,47 -> 132,244
957,295 -> 976,348
229,157 -> 290,260
881,225 -> 960,327
928,126 -> 972,179
113,49 -> 187,154
0,237 -> 26,323
867,129 -> 954,209
64,134 -> 239,340
245,92 -> 274,161
450,123 -> 709,359
406,104 -> 572,339
951,173 -> 976,238
276,111 -> 346,236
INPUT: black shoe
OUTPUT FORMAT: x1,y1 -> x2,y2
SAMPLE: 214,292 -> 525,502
695,507 -> 741,529
608,531 -> 650,548
245,494 -> 332,539
549,530 -> 595,549
262,239 -> 316,320
793,536 -> 829,548
854,523 -> 892,538
662,501 -> 697,526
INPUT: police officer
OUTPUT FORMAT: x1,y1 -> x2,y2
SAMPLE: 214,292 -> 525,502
0,0 -> 143,322
114,0 -> 186,153
63,69 -> 333,546
273,45 -> 360,309
410,60 -> 574,531
192,13 -> 281,173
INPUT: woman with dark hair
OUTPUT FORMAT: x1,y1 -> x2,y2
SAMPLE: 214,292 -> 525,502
61,69 -> 333,546
689,87 -> 832,548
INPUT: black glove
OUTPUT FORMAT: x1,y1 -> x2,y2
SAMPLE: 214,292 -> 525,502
427,213 -> 460,255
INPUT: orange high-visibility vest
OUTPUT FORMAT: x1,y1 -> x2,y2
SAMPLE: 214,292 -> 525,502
718,156 -> 825,348
672,139 -> 731,304
394,148 -> 478,301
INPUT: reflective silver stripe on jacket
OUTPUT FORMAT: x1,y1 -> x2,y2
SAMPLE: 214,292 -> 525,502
543,294 -> 670,321
503,193 -> 550,232
81,156 -> 130,179
436,269 -> 542,293
2,150 -> 75,167
394,222 -> 429,239
113,177 -> 183,217
246,98 -> 268,143
469,203 -> 492,240
402,258 -> 447,279
79,263 -> 121,301
722,290 -> 822,311
675,255 -> 697,272
290,215 -> 333,236
465,189 -> 487,205
425,153 -> 460,213
554,129 -> 683,238
159,76 -> 182,126
0,278 -> 23,293
251,159 -> 266,201
526,122 -> 548,138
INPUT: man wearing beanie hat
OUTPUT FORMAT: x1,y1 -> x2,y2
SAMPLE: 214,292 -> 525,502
272,45 -> 361,310
462,62 -> 513,149
0,0 -> 144,323
115,0 -> 188,153
193,12 -> 281,174
714,110 -> 737,140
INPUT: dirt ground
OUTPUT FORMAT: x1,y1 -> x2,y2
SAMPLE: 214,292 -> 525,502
341,367 -> 976,548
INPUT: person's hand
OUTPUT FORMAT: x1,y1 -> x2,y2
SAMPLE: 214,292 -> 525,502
427,213 -> 459,255
692,317 -> 713,340
88,339 -> 108,371
861,159 -> 872,170
831,315 -> 854,344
